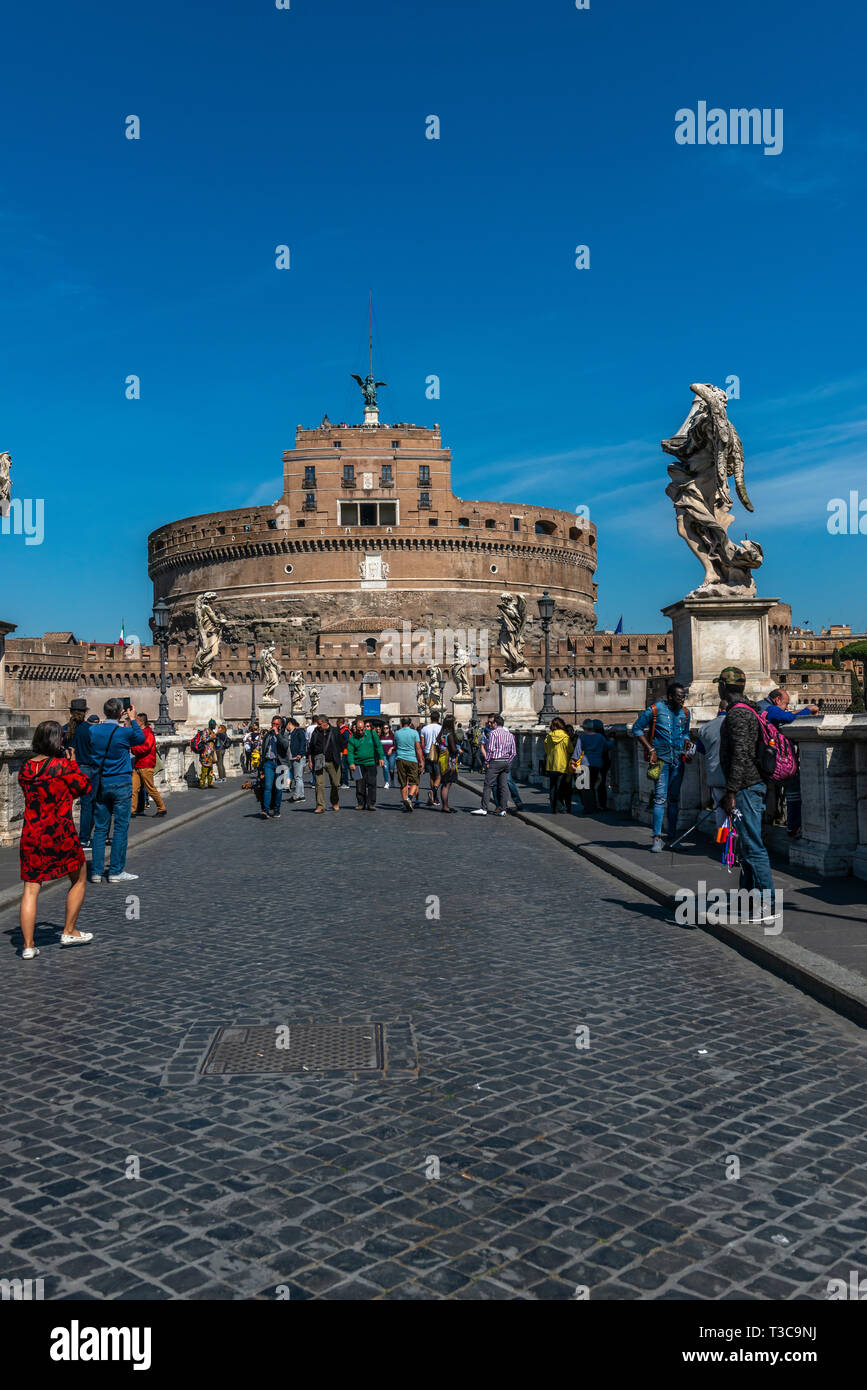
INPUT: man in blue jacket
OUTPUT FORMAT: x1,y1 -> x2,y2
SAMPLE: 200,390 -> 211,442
84,699 -> 146,883
632,682 -> 691,852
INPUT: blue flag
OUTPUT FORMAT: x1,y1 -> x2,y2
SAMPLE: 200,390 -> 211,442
614,616 -> 623,634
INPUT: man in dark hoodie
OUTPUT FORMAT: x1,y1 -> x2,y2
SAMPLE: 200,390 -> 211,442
719,665 -> 778,925
285,717 -> 308,801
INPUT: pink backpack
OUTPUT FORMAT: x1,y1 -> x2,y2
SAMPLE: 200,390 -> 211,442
729,703 -> 797,783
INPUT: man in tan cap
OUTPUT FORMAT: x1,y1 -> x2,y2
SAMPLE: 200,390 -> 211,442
718,666 -> 778,925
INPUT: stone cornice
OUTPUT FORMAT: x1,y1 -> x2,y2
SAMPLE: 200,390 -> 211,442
149,532 -> 597,578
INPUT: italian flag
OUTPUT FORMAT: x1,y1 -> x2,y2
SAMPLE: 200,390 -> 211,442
118,620 -> 125,648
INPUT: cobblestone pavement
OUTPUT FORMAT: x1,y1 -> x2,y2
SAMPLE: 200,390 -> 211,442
1,780 -> 866,1301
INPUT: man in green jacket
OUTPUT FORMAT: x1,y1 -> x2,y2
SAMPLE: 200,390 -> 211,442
347,718 -> 385,811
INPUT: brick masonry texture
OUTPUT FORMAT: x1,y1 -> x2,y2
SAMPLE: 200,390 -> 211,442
1,781 -> 866,1300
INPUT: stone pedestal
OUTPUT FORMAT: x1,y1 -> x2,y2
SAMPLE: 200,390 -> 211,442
663,594 -> 778,719
452,695 -> 473,731
258,698 -> 281,727
498,672 -> 538,730
181,683 -> 225,734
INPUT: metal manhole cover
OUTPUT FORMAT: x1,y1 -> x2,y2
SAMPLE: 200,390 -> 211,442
200,1024 -> 384,1075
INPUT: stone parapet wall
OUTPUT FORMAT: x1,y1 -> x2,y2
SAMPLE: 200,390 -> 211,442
511,715 -> 867,881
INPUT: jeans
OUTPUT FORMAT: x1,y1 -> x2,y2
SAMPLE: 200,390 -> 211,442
92,779 -> 133,877
736,781 -> 775,906
784,772 -> 801,833
651,759 -> 684,838
482,758 -> 510,811
263,760 -> 284,814
340,753 -> 350,786
355,764 -> 377,807
315,761 -> 341,809
383,751 -> 396,785
78,767 -> 96,841
291,758 -> 305,799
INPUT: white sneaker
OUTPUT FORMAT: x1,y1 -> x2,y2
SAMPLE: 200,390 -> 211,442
90,874 -> 103,884
471,808 -> 488,816
651,836 -> 664,853
60,932 -> 93,946
496,811 -> 507,817
108,871 -> 139,883
22,946 -> 40,959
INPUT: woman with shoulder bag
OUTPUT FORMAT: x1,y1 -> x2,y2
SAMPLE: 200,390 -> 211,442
436,715 -> 459,813
18,721 -> 94,958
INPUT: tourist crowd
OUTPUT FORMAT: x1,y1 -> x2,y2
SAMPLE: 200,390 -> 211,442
16,668 -> 813,956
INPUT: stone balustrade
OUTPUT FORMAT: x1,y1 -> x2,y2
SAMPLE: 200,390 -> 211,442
0,732 -> 245,848
512,714 -> 867,881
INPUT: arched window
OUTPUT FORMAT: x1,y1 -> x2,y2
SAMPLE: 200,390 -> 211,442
535,519 -> 557,536
484,518 -> 496,529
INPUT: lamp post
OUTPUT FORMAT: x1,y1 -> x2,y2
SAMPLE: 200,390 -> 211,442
150,598 -> 175,735
537,590 -> 557,724
569,642 -> 579,726
248,643 -> 258,721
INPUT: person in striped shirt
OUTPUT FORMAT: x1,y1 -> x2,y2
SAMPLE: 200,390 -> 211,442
471,716 -> 517,816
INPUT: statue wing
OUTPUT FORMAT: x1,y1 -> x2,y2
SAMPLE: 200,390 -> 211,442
375,380 -> 387,389
350,374 -> 364,388
729,429 -> 753,511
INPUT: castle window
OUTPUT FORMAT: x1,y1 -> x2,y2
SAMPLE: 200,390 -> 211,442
535,519 -> 556,536
418,491 -> 431,509
391,440 -> 400,449
618,679 -> 629,692
513,518 -> 521,532
597,680 -> 609,693
304,466 -> 317,484
343,464 -> 355,484
303,493 -> 316,511
485,519 -> 496,529
418,465 -> 431,484
458,517 -> 470,527
428,518 -> 438,526
333,441 -> 341,448
338,500 -> 397,526
380,464 -> 393,484
366,638 -> 377,654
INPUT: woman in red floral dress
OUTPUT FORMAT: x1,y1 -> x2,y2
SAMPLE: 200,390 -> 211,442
18,720 -> 94,959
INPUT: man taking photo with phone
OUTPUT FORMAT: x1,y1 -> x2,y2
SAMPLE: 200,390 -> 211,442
86,698 -> 146,884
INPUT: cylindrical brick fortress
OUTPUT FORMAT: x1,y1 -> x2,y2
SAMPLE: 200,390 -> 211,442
148,419 -> 598,651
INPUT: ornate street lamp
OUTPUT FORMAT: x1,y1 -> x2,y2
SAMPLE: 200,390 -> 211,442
150,597 -> 175,735
248,643 -> 259,721
537,590 -> 557,724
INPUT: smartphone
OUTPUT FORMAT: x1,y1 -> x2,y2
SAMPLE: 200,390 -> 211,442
121,698 -> 132,711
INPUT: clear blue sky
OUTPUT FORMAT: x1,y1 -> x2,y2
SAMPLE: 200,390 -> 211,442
2,0 -> 865,641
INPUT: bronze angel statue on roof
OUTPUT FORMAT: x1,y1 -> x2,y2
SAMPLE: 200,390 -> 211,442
351,373 -> 387,408
661,383 -> 763,594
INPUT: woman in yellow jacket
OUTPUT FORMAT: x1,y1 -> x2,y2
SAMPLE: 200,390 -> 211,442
544,717 -> 573,814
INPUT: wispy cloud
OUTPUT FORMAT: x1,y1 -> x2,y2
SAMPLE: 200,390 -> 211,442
243,477 -> 283,507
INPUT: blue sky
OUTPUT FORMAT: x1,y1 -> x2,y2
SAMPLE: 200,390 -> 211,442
2,0 -> 865,640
